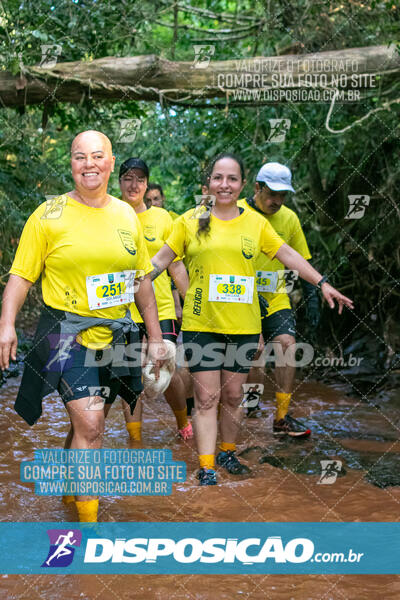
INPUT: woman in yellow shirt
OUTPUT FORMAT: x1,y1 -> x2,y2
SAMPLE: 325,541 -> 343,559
151,153 -> 354,485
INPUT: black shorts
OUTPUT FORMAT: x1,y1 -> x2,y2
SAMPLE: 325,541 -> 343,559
261,309 -> 296,342
181,331 -> 259,373
58,342 -> 142,407
137,319 -> 180,344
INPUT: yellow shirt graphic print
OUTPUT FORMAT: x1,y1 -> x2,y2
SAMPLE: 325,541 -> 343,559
10,194 -> 153,348
166,207 -> 284,334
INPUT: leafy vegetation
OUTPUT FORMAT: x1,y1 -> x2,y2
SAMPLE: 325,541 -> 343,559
0,0 -> 399,362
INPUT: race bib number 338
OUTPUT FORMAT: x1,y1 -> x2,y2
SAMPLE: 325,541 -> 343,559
208,274 -> 254,304
86,270 -> 136,310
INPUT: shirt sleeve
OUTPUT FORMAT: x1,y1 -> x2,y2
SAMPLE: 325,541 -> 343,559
9,213 -> 48,282
260,219 -> 285,259
134,217 -> 153,276
286,214 -> 311,260
165,214 -> 187,258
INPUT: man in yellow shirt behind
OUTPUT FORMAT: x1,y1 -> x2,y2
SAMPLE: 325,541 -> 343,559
145,183 -> 180,220
239,162 -> 320,437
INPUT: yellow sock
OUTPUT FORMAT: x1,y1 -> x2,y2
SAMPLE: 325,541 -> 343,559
62,495 -> 75,505
219,442 -> 236,452
126,421 -> 142,441
275,392 -> 292,421
173,408 -> 188,430
76,499 -> 99,522
199,454 -> 215,470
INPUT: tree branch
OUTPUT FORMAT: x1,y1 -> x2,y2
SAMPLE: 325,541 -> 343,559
0,45 -> 398,108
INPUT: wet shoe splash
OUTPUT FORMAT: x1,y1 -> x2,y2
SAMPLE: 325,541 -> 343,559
197,468 -> 217,486
273,414 -> 311,438
216,451 -> 251,475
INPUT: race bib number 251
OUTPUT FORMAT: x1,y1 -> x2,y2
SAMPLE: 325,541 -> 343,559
86,270 -> 136,310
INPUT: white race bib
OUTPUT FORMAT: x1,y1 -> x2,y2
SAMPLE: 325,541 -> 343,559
256,270 -> 278,293
86,270 -> 136,310
208,274 -> 254,304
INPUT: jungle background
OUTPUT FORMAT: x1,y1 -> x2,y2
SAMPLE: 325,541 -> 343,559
0,0 -> 399,384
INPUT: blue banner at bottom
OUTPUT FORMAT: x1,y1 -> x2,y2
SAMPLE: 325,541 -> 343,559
0,522 -> 398,574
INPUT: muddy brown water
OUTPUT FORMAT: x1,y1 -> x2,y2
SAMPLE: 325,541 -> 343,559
0,375 -> 399,599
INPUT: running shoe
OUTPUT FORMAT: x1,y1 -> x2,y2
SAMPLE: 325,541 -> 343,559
216,450 -> 251,475
178,421 -> 193,440
246,403 -> 262,418
197,468 -> 217,486
273,414 -> 311,438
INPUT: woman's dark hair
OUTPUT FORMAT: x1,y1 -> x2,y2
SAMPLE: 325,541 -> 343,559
197,152 -> 245,238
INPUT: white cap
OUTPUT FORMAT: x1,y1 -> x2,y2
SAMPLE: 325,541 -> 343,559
256,162 -> 295,193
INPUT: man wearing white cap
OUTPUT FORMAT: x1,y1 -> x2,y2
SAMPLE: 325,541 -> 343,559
238,162 -> 320,437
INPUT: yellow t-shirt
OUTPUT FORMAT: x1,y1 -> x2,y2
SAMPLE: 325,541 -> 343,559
166,207 -> 284,334
10,194 -> 153,348
168,210 -> 180,220
238,199 -> 311,315
130,206 -> 177,323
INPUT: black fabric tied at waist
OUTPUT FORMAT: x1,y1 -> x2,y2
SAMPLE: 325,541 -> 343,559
14,304 -> 139,426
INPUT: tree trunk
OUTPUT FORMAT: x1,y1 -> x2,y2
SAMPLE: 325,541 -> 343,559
0,45 -> 398,107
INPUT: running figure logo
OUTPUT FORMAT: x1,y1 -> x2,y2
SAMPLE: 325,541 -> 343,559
41,529 -> 82,567
192,45 -> 215,69
39,44 -> 62,69
345,195 -> 370,219
118,119 -> 141,143
317,460 -> 342,484
241,384 -> 264,408
191,195 -> 216,219
268,119 -> 291,143
276,269 -> 299,294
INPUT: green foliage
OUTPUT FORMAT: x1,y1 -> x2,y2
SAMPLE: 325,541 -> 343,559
0,0 -> 399,352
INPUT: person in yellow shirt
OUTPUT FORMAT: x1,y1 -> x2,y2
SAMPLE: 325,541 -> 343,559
119,158 -> 192,440
145,183 -> 180,220
239,162 -> 318,436
145,183 -> 182,322
0,131 -> 166,521
150,153 -> 354,485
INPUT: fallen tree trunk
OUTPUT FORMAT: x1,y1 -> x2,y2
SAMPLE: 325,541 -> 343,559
0,45 -> 399,107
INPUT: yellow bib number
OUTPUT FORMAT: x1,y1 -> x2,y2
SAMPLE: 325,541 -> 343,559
96,282 -> 126,298
208,274 -> 254,304
217,283 -> 245,296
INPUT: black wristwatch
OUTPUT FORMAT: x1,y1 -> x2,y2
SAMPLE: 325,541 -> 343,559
317,275 -> 328,289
